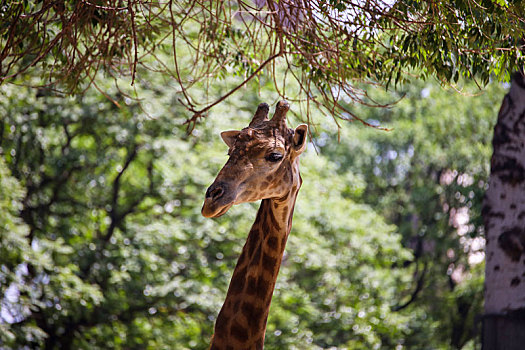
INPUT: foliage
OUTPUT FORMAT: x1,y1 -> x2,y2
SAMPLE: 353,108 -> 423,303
0,74 -> 420,349
1,0 -> 523,125
319,79 -> 505,349
0,157 -> 48,346
0,80 -> 179,348
0,1 -> 516,349
0,66 -> 505,349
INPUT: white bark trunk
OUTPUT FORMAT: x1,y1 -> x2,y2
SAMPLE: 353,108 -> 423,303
483,72 -> 525,349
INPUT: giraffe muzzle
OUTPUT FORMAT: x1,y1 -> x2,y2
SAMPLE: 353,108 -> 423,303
202,182 -> 235,218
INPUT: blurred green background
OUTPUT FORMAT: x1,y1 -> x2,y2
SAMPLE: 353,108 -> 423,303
0,64 -> 505,349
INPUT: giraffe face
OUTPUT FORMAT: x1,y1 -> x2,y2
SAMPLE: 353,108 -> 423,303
202,102 -> 307,218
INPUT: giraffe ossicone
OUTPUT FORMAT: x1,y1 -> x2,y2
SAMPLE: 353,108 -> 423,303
202,101 -> 308,349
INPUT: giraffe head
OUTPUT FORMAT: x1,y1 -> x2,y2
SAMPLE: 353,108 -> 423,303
202,101 -> 308,218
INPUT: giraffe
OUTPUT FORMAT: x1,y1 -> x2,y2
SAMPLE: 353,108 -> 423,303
201,100 -> 308,349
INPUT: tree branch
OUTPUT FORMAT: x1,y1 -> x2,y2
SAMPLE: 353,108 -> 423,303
392,260 -> 428,312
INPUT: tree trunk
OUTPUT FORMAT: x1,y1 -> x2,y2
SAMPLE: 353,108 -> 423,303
482,72 -> 525,350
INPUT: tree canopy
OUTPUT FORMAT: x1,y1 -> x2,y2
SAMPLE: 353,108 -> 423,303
0,63 -> 505,348
1,0 -> 524,125
1,1 -> 522,349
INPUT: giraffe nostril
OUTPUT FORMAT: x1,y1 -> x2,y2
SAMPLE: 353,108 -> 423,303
210,187 -> 223,199
206,184 -> 226,200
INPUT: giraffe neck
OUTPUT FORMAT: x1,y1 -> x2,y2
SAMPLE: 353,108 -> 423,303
210,181 -> 301,350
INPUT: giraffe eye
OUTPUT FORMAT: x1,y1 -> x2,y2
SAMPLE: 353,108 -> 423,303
266,152 -> 283,162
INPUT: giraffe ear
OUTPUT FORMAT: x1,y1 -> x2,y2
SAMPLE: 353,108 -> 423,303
221,130 -> 241,148
292,124 -> 308,153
